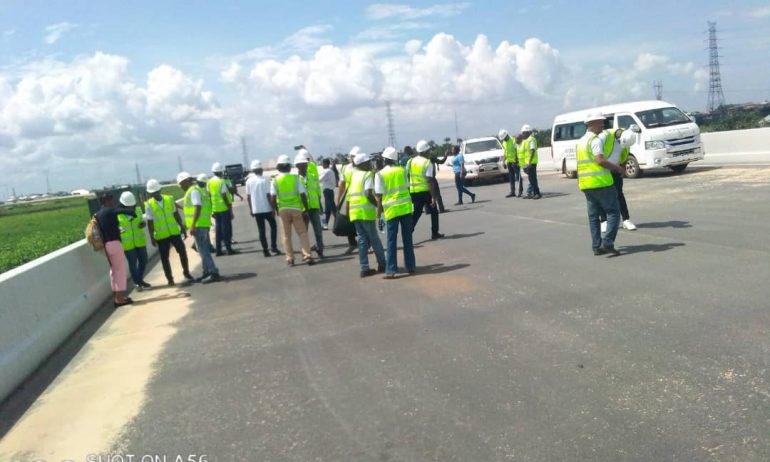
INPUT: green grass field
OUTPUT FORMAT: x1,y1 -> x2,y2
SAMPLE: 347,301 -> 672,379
0,185 -> 184,274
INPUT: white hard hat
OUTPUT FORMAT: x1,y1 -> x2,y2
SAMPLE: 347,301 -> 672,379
176,171 -> 193,184
521,124 -> 532,132
415,140 -> 430,153
119,191 -> 136,207
353,152 -> 370,165
498,129 -> 508,139
196,173 -> 208,183
146,179 -> 162,193
382,146 -> 398,161
276,154 -> 291,165
294,152 -> 309,164
620,130 -> 637,148
297,148 -> 310,159
584,112 -> 604,124
250,160 -> 262,170
349,145 -> 361,156
211,162 -> 224,173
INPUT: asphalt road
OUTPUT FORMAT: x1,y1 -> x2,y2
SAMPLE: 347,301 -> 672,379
2,165 -> 769,462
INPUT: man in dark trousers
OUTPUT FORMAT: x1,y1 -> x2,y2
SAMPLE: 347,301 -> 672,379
407,140 -> 444,240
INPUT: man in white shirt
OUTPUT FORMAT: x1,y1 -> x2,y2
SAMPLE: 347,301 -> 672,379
245,160 -> 280,258
597,127 -> 637,231
319,158 -> 337,228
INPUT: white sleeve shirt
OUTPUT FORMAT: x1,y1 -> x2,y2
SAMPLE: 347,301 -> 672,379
374,172 -> 384,195
190,188 -> 202,206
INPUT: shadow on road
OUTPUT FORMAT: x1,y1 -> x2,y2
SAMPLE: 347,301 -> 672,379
614,242 -> 686,256
220,272 -> 258,282
414,263 -> 470,275
637,166 -> 721,178
636,221 -> 692,229
131,292 -> 191,306
534,192 -> 570,199
440,206 -> 484,214
415,232 -> 484,246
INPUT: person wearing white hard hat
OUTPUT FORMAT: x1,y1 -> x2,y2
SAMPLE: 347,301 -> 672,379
519,124 -> 541,199
337,145 -> 363,253
597,126 -> 639,231
117,191 -> 151,291
406,140 -> 443,240
499,129 -> 519,198
450,145 -> 476,205
245,159 -> 280,257
319,158 -> 337,228
179,172 -> 221,282
576,112 -> 626,256
208,162 -> 237,256
145,178 -> 196,284
375,146 -> 416,278
269,155 -> 315,266
347,152 -> 386,277
295,152 -> 325,258
95,192 -> 139,306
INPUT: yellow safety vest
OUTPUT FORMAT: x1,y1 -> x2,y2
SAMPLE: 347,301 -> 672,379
146,195 -> 181,240
184,185 -> 212,228
304,162 -> 321,210
601,129 -> 631,165
576,134 -> 614,190
379,165 -> 413,221
501,137 -> 517,163
207,176 -> 228,213
225,178 -> 234,204
117,206 -> 146,251
406,156 -> 431,193
272,174 -> 303,211
520,135 -> 538,164
341,163 -> 354,186
348,169 -> 376,221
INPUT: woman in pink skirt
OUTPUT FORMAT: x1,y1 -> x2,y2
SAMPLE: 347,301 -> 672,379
95,193 -> 137,307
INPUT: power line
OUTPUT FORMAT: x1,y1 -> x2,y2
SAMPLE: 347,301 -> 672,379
707,21 -> 726,112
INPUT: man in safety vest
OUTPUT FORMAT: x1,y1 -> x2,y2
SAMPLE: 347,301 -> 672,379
208,162 -> 238,256
117,191 -> 151,290
576,113 -> 626,256
499,129 -> 519,198
269,155 -> 316,266
375,147 -> 416,279
337,146 -> 360,254
178,172 -> 221,283
347,152 -> 386,277
144,178 -> 195,285
294,149 -> 324,258
407,140 -> 444,240
520,124 -> 541,199
514,134 -> 526,197
598,126 -> 638,232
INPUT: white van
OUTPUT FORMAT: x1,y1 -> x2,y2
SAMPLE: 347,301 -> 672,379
551,100 -> 704,178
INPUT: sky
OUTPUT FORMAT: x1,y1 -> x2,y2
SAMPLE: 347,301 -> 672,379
1,0 -> 769,195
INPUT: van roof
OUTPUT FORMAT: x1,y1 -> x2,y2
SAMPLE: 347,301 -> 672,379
552,100 -> 677,124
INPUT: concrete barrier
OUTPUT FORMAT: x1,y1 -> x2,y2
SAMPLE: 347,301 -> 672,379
702,127 -> 770,159
0,238 -> 156,403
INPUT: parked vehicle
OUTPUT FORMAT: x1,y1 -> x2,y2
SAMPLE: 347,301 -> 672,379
225,163 -> 246,186
552,100 -> 705,178
458,137 -> 506,184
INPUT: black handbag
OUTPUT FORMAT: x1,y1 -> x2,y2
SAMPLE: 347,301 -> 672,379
333,188 -> 355,237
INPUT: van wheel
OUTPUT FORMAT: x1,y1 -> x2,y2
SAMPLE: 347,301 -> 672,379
563,160 -> 577,179
625,155 -> 641,178
669,164 -> 688,173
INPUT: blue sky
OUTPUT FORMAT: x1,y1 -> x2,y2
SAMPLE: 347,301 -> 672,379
1,0 -> 769,194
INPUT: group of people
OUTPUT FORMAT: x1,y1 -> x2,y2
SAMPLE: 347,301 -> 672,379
499,124 -> 541,200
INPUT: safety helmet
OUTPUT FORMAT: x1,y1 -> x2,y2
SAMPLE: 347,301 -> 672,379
415,140 -> 430,153
498,129 -> 508,139
119,191 -> 136,207
381,146 -> 398,161
521,124 -> 532,132
146,179 -> 162,193
349,145 -> 361,156
250,160 -> 262,170
294,152 -> 309,165
276,154 -> 291,165
211,162 -> 224,173
620,130 -> 637,148
583,113 -> 604,124
196,173 -> 208,183
176,171 -> 193,184
353,152 -> 370,165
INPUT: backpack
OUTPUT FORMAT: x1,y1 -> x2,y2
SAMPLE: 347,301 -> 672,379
85,215 -> 105,251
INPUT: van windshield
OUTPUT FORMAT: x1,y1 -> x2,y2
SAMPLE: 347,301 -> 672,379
635,107 -> 690,128
465,139 -> 501,154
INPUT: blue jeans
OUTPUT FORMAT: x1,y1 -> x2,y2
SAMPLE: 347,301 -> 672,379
353,219 -> 386,271
124,246 -> 148,284
454,173 -> 474,204
386,213 -> 416,274
526,164 -> 540,195
193,227 -> 219,275
213,211 -> 233,253
583,186 -> 620,249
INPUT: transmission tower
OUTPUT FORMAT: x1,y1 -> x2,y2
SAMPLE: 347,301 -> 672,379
241,137 -> 249,167
653,80 -> 663,100
135,162 -> 142,185
385,101 -> 397,148
706,21 -> 725,113
177,155 -> 183,172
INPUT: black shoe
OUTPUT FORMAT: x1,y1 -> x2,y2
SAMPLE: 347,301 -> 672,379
139,281 -> 152,288
453,202 -> 462,206
114,299 -> 134,308
533,194 -> 542,200
271,248 -> 281,255
263,251 -> 271,257
471,194 -> 476,203
226,249 -> 239,255
517,193 -> 523,197
316,248 -> 324,258
202,272 -> 221,283
377,263 -> 385,273
167,280 -> 175,286
523,195 -> 533,199
593,247 -> 607,256
360,269 -> 377,278
407,268 -> 416,275
183,272 -> 196,282
431,233 -> 445,240
215,251 -> 224,257
599,245 -> 621,256
305,258 -> 316,266
310,245 -> 318,252
506,193 -> 515,198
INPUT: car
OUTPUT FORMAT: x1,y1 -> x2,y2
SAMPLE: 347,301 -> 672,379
458,137 -> 506,184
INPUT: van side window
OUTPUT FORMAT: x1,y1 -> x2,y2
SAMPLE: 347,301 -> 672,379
618,115 -> 636,129
553,122 -> 587,141
603,115 -> 614,129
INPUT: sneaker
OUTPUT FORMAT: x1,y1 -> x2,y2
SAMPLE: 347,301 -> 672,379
226,249 -> 240,255
431,233 -> 445,240
407,268 -> 416,275
322,225 -> 329,230
533,194 -> 542,200
471,193 -> 476,203
360,269 -> 377,278
167,280 -> 175,286
598,245 -> 621,256
345,245 -> 357,255
139,281 -> 152,289
202,272 -> 221,283
383,273 -> 396,280
453,202 -> 463,206
593,247 -> 607,256
263,251 -> 271,257
215,251 -> 225,257
623,219 -> 637,231
600,221 -> 608,233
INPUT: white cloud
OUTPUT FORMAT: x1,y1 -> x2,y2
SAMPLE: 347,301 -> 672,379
749,5 -> 770,17
3,29 -> 15,38
365,2 -> 470,20
404,39 -> 422,55
43,22 -> 78,44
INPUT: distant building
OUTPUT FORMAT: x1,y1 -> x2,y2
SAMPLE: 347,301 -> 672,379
70,189 -> 92,196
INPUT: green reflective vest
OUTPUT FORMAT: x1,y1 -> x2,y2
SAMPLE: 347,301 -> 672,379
341,163 -> 354,186
406,156 -> 431,193
304,162 -> 321,210
184,185 -> 212,229
118,206 -> 146,251
348,169 -> 376,221
576,134 -> 614,190
520,134 -> 538,164
501,137 -> 517,163
378,165 -> 413,221
601,129 -> 631,165
272,174 -> 303,211
225,178 -> 234,204
146,195 -> 182,240
207,176 -> 228,213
